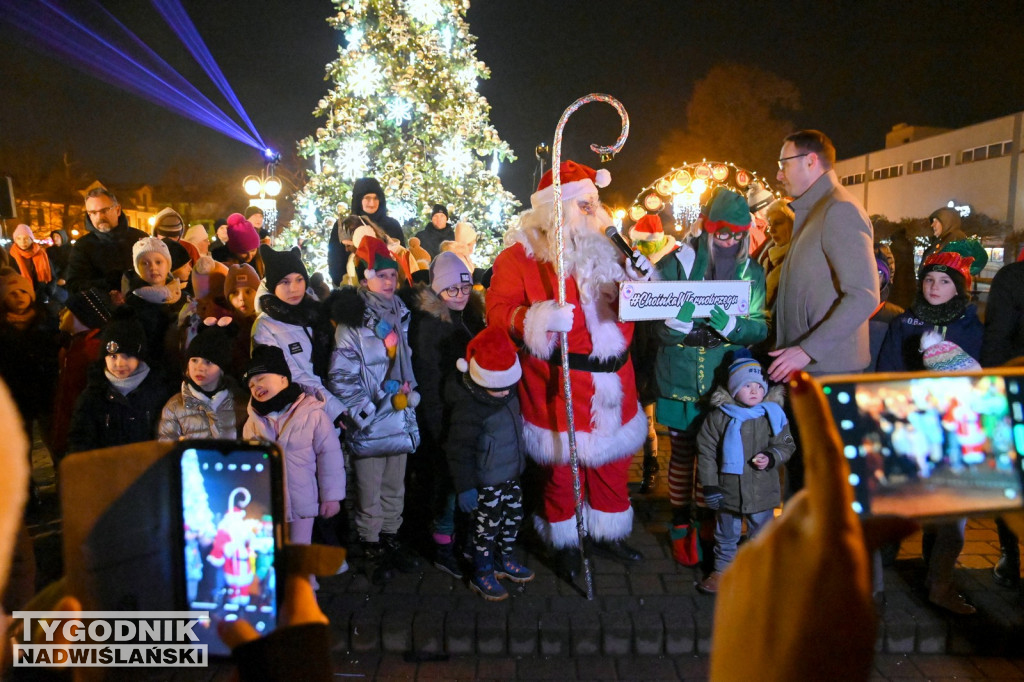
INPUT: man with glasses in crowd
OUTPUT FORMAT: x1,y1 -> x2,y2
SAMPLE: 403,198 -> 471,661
768,130 -> 878,382
768,131 -> 877,498
66,188 -> 149,297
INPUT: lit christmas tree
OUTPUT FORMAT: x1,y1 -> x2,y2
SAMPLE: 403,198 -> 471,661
284,0 -> 519,272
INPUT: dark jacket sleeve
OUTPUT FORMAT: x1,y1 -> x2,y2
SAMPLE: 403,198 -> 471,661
65,242 -> 108,293
410,317 -> 445,443
66,389 -> 101,454
764,421 -> 796,467
981,266 -> 1023,367
875,317 -> 907,372
443,377 -> 483,492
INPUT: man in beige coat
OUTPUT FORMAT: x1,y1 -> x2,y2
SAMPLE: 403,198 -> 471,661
768,130 -> 878,382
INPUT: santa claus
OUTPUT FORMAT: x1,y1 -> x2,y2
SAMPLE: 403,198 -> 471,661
487,160 -> 651,576
206,487 -> 257,605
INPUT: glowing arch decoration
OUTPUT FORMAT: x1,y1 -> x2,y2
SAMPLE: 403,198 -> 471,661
628,160 -> 776,232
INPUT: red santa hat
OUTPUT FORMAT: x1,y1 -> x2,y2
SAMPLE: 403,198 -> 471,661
456,325 -> 522,389
531,160 -> 611,209
629,214 -> 664,243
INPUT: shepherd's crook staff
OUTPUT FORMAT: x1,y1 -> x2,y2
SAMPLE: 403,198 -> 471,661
551,94 -> 629,600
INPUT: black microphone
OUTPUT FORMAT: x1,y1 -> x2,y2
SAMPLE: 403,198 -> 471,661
604,225 -> 649,276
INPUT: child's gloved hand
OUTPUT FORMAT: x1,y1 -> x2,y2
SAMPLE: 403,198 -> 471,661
703,486 -> 724,510
457,488 -> 478,513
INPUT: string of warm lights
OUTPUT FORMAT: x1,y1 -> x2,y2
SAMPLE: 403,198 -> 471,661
626,160 -> 776,232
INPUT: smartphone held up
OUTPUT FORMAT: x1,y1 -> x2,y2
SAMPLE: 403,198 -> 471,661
178,440 -> 285,658
818,369 -> 1024,520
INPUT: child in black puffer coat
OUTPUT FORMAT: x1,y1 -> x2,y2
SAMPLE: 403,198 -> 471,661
444,325 -> 531,602
66,308 -> 171,454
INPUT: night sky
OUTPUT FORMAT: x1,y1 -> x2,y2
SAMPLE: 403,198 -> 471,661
2,0 -> 1022,210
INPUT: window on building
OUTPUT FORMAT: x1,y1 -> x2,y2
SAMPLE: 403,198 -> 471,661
870,164 -> 904,181
910,154 -> 950,174
961,140 -> 1012,164
840,173 -> 865,186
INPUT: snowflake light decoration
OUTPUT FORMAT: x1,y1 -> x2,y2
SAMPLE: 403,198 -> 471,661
436,137 -> 471,176
386,97 -> 413,126
439,25 -> 453,52
344,25 -> 364,51
457,66 -> 477,89
487,199 -> 503,225
349,56 -> 381,97
337,139 -> 369,180
389,200 -> 416,225
405,0 -> 444,24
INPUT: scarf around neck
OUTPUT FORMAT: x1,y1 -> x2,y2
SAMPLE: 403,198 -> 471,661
718,402 -> 788,475
911,293 -> 968,326
360,287 -> 415,387
10,243 -> 52,284
251,382 -> 303,416
259,294 -> 320,327
106,362 -> 151,397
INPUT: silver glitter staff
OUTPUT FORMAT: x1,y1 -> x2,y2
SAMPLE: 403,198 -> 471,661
551,93 -> 629,600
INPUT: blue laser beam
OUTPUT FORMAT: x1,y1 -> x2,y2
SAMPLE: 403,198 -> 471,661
151,0 -> 266,149
0,0 -> 263,150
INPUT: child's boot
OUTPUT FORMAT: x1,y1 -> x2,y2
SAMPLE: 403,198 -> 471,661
433,536 -> 464,579
495,553 -> 534,583
380,532 -> 422,573
362,541 -> 393,585
470,555 -> 508,602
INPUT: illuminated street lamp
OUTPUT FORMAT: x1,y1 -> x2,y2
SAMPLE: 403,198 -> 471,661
243,165 -> 282,238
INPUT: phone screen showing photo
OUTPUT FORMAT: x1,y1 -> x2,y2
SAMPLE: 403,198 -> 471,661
180,447 -> 279,657
823,374 -> 1024,518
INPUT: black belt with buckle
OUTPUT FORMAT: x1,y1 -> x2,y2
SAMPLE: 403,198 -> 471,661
549,347 -> 630,373
680,326 -> 722,349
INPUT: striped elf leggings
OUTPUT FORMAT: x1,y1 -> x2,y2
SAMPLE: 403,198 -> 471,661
667,428 -> 705,510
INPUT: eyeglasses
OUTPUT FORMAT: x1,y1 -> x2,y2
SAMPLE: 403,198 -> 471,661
442,284 -> 472,297
576,198 -> 599,216
777,153 -> 809,169
713,230 -> 745,242
85,205 -> 118,216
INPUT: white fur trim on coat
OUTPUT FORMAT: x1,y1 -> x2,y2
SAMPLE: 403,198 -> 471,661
580,290 -> 627,361
533,514 -> 581,549
522,300 -> 561,360
586,503 -> 633,542
523,404 -> 647,467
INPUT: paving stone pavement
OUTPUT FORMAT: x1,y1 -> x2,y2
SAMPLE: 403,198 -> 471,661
25,427 -> 1024,679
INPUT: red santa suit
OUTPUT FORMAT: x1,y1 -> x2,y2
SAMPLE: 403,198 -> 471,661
486,161 -> 647,548
206,488 -> 256,604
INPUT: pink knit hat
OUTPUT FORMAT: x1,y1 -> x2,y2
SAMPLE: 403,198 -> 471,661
225,213 -> 260,255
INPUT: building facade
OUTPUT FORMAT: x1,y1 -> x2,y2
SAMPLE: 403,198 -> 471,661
834,112 -> 1024,233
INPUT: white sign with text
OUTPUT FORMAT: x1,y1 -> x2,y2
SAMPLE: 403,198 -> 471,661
618,280 -> 752,322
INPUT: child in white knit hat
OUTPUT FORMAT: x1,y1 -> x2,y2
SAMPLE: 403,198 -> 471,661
695,352 -> 794,594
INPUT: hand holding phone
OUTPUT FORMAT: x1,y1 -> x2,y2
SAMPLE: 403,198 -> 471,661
178,440 -> 285,659
819,369 -> 1024,520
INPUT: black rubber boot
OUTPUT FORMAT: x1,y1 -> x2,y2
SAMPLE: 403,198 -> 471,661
380,532 -> 423,573
362,542 -> 393,585
993,517 -> 1021,588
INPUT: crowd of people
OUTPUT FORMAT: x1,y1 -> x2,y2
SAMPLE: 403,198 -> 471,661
1,128 -> 1023,676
